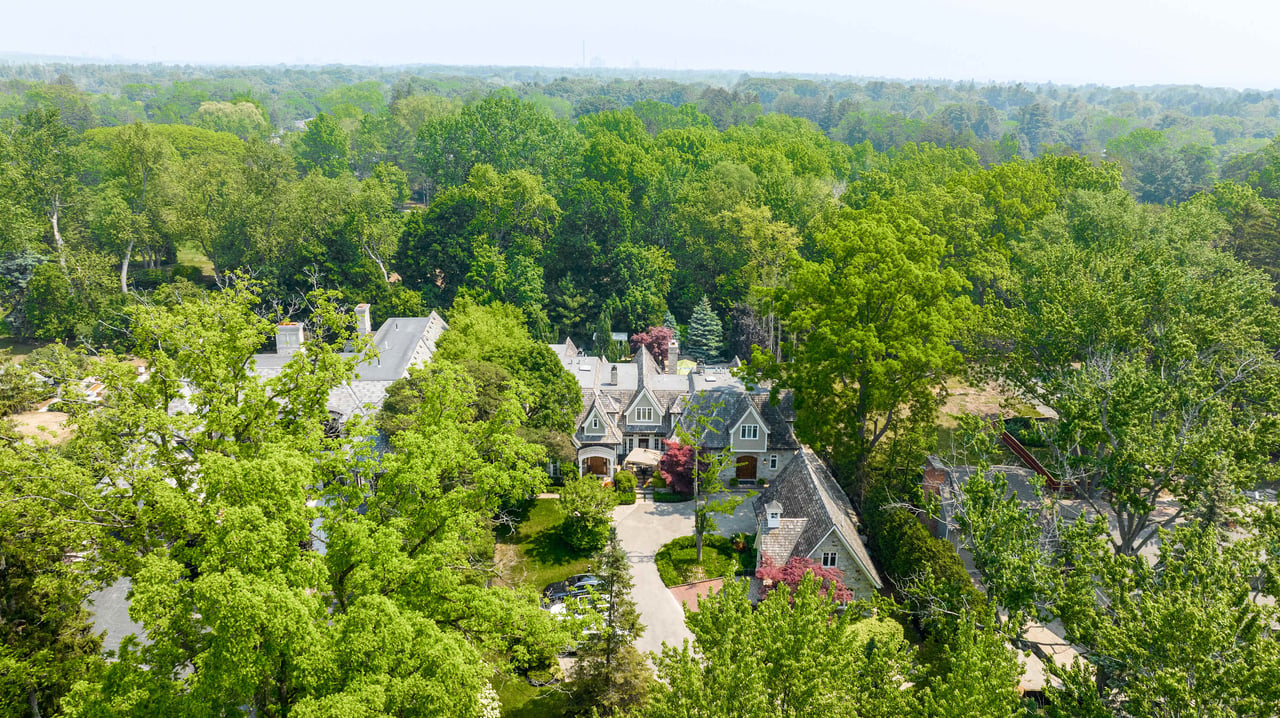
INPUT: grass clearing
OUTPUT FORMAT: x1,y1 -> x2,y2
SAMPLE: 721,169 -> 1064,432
176,241 -> 215,277
495,498 -> 594,594
497,676 -> 569,718
0,337 -> 42,360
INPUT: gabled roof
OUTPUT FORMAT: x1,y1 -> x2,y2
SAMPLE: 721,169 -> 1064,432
244,311 -> 448,424
729,402 -> 769,438
574,391 -> 624,446
754,447 -> 882,589
678,386 -> 798,450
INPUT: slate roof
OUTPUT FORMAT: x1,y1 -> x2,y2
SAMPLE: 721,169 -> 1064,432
207,311 -> 449,424
575,391 -> 625,446
759,517 -> 807,567
678,386 -> 798,450
754,447 -> 882,589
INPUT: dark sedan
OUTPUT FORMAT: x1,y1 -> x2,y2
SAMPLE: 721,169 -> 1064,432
542,574 -> 606,604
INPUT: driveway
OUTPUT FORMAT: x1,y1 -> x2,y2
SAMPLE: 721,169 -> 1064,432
613,494 -> 758,656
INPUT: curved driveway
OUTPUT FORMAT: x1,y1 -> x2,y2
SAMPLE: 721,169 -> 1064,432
613,496 -> 758,656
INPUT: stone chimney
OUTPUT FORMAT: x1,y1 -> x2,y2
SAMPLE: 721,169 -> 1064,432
355,303 -> 372,335
667,338 -> 680,374
610,365 -> 619,385
277,322 -> 305,355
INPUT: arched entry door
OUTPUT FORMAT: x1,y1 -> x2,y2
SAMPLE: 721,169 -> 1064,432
585,456 -> 609,476
736,455 -> 758,482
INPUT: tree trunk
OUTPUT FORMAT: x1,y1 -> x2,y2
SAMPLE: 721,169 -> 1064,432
29,686 -> 42,718
50,202 -> 67,272
120,237 -> 135,294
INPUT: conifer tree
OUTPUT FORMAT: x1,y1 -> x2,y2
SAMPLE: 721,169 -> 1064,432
567,528 -> 652,715
686,296 -> 722,362
594,304 -> 614,358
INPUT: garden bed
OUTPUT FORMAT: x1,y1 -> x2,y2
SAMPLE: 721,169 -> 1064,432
655,534 -> 756,587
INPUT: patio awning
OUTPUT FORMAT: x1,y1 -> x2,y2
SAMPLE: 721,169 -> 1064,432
623,447 -> 662,468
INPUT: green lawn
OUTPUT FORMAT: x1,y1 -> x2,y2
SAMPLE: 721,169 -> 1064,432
494,498 -> 596,716
495,498 -> 594,596
496,677 -> 569,718
176,241 -> 215,278
0,336 -> 41,359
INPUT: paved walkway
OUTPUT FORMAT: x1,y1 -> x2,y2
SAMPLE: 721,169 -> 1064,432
613,495 -> 758,656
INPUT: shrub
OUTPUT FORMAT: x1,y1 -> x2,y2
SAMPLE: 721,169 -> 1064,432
864,504 -> 985,625
614,470 -> 637,494
614,469 -> 637,504
1003,416 -> 1048,448
650,473 -> 667,489
171,264 -> 205,283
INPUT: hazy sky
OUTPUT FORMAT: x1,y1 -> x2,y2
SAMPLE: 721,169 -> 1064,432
4,0 -> 1278,89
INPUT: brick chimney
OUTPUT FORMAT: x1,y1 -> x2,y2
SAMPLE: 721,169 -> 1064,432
277,322 -> 305,355
922,456 -> 948,537
923,456 -> 947,498
610,365 -> 619,385
355,303 -> 372,335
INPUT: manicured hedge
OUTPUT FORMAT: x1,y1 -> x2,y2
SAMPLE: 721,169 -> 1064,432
653,490 -> 693,503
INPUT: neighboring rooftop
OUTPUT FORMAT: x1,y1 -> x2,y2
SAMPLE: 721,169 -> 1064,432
240,310 -> 448,424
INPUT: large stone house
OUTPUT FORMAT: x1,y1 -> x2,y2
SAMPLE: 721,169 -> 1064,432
551,338 -> 799,483
754,447 -> 883,599
251,304 -> 448,428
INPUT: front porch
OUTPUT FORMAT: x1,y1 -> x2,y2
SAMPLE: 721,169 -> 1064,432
578,445 -> 618,478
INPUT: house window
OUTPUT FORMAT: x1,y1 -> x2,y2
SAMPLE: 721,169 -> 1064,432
589,417 -> 601,432
547,460 -> 560,478
634,406 -> 655,424
821,552 -> 838,568
768,454 -> 778,470
740,424 -> 759,440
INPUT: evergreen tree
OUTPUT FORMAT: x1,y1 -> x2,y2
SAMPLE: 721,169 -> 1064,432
594,303 -> 614,358
686,296 -> 722,362
662,310 -> 678,333
567,528 -> 652,716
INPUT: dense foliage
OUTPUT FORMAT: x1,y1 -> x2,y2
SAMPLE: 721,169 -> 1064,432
5,62 -> 1280,716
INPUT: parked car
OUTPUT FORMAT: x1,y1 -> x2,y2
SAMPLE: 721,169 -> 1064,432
542,574 -> 606,604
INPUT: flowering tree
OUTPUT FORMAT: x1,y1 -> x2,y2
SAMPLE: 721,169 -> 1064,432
658,438 -> 698,496
757,555 -> 853,603
630,326 -> 673,369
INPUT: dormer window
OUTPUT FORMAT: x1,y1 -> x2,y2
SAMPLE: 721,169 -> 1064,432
765,500 -> 782,529
740,424 -> 759,440
634,406 -> 655,424
590,417 -> 600,430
